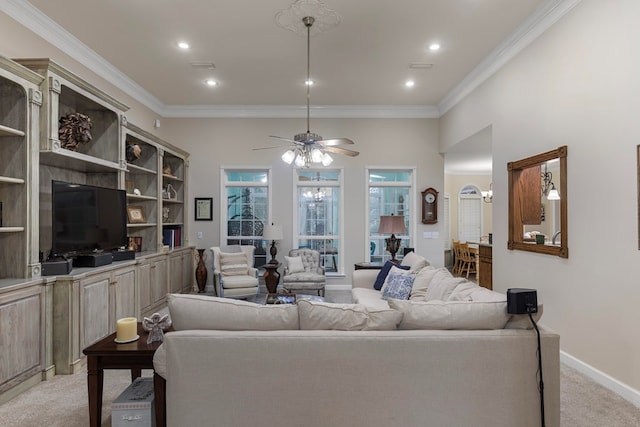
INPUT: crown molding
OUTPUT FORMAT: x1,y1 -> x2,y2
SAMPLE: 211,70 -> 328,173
160,104 -> 440,119
437,0 -> 582,116
3,0 -> 581,119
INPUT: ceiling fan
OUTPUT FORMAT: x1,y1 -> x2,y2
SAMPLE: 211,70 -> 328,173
253,16 -> 359,167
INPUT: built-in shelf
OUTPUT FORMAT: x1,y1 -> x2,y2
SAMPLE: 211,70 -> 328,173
162,198 -> 183,204
0,176 -> 25,184
126,163 -> 155,175
0,124 -> 25,137
0,227 -> 25,233
40,150 -> 123,173
126,194 -> 157,201
162,222 -> 183,227
127,223 -> 157,228
162,174 -> 183,182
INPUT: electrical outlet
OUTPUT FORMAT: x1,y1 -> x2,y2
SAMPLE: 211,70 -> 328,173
197,231 -> 203,239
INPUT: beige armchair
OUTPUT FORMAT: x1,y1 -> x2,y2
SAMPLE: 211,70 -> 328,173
282,249 -> 326,297
210,245 -> 259,299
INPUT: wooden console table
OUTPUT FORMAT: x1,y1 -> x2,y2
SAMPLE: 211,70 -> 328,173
82,323 -> 167,427
354,262 -> 385,270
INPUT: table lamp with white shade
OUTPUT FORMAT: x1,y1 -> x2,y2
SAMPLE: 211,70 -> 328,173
263,224 -> 283,264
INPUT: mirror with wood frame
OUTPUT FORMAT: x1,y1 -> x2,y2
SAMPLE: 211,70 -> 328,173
508,146 -> 568,258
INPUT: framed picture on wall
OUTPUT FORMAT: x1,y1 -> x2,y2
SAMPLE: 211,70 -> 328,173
195,197 -> 213,221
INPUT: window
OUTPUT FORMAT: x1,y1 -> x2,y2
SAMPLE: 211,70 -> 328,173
294,169 -> 342,274
222,169 -> 270,267
458,184 -> 482,243
367,169 -> 415,263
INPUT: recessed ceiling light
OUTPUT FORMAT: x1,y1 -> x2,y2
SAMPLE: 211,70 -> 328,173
405,80 -> 415,88
305,80 -> 315,86
177,41 -> 190,50
429,43 -> 441,51
204,79 -> 218,87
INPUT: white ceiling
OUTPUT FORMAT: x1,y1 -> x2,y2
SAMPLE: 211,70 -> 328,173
3,0 -> 577,173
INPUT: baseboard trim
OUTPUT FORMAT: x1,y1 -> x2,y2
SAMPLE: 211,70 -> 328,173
560,350 -> 640,409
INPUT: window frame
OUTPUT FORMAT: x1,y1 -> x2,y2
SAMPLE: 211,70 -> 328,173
220,167 -> 272,267
292,168 -> 344,276
365,167 -> 416,263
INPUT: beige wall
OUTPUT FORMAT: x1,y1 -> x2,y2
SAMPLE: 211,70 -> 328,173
440,0 -> 640,395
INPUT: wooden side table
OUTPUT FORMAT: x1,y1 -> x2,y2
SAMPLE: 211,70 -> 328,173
354,262 -> 386,270
263,262 -> 281,293
82,323 -> 168,427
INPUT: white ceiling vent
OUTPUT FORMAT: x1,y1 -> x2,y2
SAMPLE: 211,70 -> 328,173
190,62 -> 216,69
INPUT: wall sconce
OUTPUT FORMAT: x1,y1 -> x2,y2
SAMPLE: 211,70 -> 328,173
542,164 -> 560,200
481,183 -> 493,203
377,214 -> 407,263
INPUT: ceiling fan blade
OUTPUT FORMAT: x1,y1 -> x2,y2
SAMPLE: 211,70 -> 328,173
316,138 -> 355,146
323,146 -> 360,157
252,145 -> 292,151
269,135 -> 298,143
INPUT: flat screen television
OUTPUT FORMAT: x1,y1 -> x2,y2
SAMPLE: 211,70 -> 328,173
52,180 -> 127,255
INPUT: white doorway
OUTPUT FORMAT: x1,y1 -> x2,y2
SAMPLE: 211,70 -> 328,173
458,185 -> 482,242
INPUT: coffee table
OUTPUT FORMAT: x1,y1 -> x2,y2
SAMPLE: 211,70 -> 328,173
82,323 -> 167,427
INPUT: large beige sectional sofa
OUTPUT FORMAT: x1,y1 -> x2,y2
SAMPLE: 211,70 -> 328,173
154,256 -> 560,427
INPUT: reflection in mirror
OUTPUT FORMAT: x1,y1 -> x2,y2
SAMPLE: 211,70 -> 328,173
508,146 -> 568,258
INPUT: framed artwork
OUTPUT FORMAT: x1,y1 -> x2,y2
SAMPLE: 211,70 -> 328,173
127,206 -> 145,223
128,236 -> 143,252
195,197 -> 213,221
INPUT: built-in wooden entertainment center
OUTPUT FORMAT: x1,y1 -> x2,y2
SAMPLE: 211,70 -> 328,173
0,57 -> 193,401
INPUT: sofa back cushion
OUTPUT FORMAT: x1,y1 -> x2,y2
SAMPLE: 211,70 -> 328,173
168,294 -> 299,330
388,299 -> 510,330
400,251 -> 429,272
298,300 -> 402,331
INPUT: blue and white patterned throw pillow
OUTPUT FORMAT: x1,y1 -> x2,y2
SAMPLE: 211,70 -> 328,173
382,270 -> 416,300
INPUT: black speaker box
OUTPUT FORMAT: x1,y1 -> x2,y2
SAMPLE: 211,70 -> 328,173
112,249 -> 135,261
42,258 -> 73,276
74,252 -> 113,268
507,288 -> 538,314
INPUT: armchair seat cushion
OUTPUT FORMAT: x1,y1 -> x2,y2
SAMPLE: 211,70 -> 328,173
282,272 -> 325,283
220,274 -> 258,289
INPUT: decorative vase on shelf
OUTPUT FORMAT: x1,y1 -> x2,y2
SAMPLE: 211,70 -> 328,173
195,249 -> 208,293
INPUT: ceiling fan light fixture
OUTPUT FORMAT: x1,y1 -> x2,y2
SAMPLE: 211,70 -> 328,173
310,147 -> 324,163
321,153 -> 333,166
282,149 -> 296,164
294,153 -> 307,168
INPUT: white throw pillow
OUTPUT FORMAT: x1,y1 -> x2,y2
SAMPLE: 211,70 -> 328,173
168,294 -> 299,330
219,252 -> 249,276
448,282 -> 506,302
400,251 -> 429,272
297,300 -> 402,331
285,255 -> 305,273
388,299 -> 510,330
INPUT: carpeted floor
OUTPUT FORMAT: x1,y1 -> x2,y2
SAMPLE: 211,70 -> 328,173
1,290 -> 639,426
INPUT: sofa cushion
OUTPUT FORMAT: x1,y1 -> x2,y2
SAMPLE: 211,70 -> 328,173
298,300 -> 402,330
400,251 -> 429,272
381,267 -> 416,300
409,266 -> 439,300
285,255 -> 305,273
352,287 -> 390,310
153,343 -> 167,379
418,269 -> 466,302
448,281 -> 506,302
388,299 -> 510,330
373,261 -> 410,290
219,252 -> 249,276
168,294 -> 299,330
